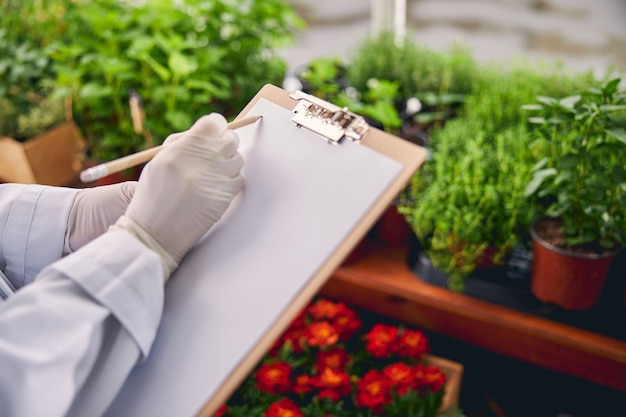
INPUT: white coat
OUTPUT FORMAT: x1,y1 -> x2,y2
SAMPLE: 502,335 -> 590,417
0,184 -> 164,417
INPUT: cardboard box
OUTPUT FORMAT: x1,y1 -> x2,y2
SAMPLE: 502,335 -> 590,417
0,121 -> 86,186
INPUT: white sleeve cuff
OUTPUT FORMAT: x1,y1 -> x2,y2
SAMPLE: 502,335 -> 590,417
2,184 -> 77,289
44,230 -> 164,360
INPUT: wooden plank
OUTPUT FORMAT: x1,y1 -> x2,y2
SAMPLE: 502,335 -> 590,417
320,241 -> 626,392
426,354 -> 464,410
0,137 -> 36,183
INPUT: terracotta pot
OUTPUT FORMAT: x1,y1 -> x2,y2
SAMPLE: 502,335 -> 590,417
342,238 -> 370,265
530,217 -> 620,310
373,205 -> 413,247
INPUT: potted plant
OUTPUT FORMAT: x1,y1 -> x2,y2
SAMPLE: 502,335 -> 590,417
0,27 -> 85,186
321,34 -> 476,249
295,56 -> 348,101
296,33 -> 475,145
345,33 -> 476,105
214,298 -> 465,417
400,120 -> 536,292
523,77 -> 626,310
399,61 -> 597,294
343,33 -> 475,144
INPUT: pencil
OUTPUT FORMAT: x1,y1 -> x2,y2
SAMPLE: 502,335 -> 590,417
80,115 -> 261,183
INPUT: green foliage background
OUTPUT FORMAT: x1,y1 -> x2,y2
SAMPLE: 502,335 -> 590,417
1,0 -> 303,160
299,32 -> 608,290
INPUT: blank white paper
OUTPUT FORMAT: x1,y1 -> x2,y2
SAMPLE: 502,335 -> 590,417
104,98 -> 403,417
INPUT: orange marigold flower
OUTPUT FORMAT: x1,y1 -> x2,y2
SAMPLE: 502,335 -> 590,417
412,364 -> 446,393
293,373 -> 315,394
355,370 -> 393,413
364,324 -> 398,358
255,362 -> 292,394
393,328 -> 429,360
383,362 -> 415,395
263,398 -> 303,417
307,299 -> 344,320
279,329 -> 306,354
305,321 -> 339,348
315,368 -> 352,401
333,308 -> 362,340
315,347 -> 349,372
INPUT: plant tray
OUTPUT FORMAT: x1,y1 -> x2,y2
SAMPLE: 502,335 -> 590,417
407,239 -> 541,311
406,238 -> 626,341
424,353 -> 463,411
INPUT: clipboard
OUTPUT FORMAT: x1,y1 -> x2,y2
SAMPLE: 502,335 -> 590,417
103,84 -> 427,417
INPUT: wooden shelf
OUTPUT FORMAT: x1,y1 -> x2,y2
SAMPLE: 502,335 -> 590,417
320,239 -> 626,392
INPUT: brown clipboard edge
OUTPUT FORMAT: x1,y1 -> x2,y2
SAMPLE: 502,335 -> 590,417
196,83 -> 428,417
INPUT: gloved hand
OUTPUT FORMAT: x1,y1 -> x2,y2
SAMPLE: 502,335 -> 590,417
64,182 -> 137,254
111,113 -> 244,280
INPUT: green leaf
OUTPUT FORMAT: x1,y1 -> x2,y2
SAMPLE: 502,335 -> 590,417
559,153 -> 579,169
531,157 -> 548,172
536,96 -> 557,106
582,87 -> 603,97
599,104 -> 626,112
602,77 -> 622,95
50,86 -> 73,99
165,110 -> 192,131
140,54 -> 171,82
605,128 -> 626,144
527,117 -> 546,124
415,112 -> 446,124
546,204 -> 564,217
79,82 -> 112,99
437,93 -> 466,105
185,78 -> 215,93
168,52 -> 198,78
593,142 -> 624,152
547,115 -> 569,124
554,171 -> 573,185
612,165 -> 626,183
360,101 -> 402,130
101,58 -> 134,76
559,94 -> 581,109
521,104 -> 542,111
525,168 -> 557,197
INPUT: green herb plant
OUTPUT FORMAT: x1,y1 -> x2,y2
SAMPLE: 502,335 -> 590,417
342,33 -> 476,139
523,77 -> 626,250
335,78 -> 404,134
4,0 -> 303,161
0,28 -> 63,140
400,122 -> 536,290
297,56 -> 346,101
346,32 -> 476,100
398,60 -> 598,291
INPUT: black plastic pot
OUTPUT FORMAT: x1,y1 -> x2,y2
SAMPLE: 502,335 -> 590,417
406,236 -> 542,311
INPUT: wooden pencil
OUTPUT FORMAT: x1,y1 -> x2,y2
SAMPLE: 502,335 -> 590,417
80,115 -> 261,183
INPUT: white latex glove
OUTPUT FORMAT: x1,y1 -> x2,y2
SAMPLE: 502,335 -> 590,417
111,113 -> 244,280
64,182 -> 137,253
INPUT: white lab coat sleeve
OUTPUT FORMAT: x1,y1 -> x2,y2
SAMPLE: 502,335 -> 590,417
0,229 -> 164,417
0,183 -> 77,292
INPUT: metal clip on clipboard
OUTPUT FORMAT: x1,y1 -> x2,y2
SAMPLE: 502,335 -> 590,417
289,90 -> 370,144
